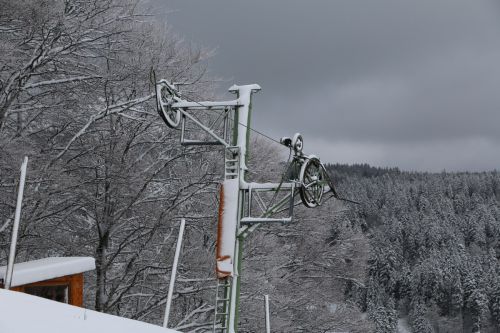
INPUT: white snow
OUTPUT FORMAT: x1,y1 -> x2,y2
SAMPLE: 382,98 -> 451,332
242,182 -> 295,190
228,84 -> 261,173
397,317 -> 412,333
0,257 -> 95,287
0,289 -> 180,333
327,303 -> 338,314
217,261 -> 233,274
216,179 -> 239,278
171,100 -> 240,108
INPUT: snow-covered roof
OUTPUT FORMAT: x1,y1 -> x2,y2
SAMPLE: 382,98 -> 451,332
0,289 -> 181,333
0,257 -> 96,287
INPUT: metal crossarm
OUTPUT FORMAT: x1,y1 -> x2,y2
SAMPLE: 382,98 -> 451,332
179,107 -> 232,146
239,182 -> 296,226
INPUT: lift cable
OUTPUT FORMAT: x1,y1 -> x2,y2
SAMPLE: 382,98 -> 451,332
151,68 -> 287,148
151,70 -> 360,205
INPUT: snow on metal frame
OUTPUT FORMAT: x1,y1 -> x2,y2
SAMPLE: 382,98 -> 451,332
228,84 -> 261,174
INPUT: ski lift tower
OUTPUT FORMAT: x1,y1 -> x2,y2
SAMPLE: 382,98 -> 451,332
156,80 -> 336,333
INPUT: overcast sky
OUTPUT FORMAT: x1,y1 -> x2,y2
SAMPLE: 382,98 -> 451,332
150,0 -> 500,172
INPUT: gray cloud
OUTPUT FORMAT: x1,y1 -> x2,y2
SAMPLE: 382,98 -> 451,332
152,0 -> 500,171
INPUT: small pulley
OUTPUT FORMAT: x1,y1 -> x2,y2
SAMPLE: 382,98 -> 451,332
280,133 -> 304,155
156,80 -> 182,128
281,133 -> 331,208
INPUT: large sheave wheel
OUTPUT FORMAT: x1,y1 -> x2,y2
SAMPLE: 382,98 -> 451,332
299,156 -> 326,208
156,80 -> 182,128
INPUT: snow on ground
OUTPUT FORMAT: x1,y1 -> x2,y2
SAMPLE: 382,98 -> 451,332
398,317 -> 412,333
0,257 -> 95,287
0,289 -> 180,333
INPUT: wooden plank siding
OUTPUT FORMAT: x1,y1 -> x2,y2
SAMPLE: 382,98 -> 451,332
1,273 -> 84,307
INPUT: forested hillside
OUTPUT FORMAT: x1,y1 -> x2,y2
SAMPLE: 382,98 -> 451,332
326,164 -> 500,333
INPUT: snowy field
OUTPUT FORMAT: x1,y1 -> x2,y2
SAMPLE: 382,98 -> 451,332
0,289 -> 180,333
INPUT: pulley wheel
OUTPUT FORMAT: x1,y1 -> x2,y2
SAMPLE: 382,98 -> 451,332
299,157 -> 326,208
156,81 -> 182,128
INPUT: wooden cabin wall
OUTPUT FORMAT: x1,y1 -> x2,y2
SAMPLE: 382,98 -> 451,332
0,273 -> 84,307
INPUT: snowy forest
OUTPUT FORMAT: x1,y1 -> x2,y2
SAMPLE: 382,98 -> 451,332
327,165 -> 500,333
1,1 -> 500,333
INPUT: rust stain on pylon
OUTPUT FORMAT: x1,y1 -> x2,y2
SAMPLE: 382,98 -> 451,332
216,184 -> 231,279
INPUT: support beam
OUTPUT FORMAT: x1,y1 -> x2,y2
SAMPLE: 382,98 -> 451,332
225,85 -> 260,333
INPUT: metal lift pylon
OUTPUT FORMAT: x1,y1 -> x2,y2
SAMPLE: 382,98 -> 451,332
155,80 -> 338,333
213,84 -> 259,333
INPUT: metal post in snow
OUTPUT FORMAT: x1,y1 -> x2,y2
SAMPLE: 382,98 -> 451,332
5,156 -> 28,290
226,85 -> 260,333
162,218 -> 186,328
264,295 -> 271,333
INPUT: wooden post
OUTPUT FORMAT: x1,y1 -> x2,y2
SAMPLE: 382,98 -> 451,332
70,273 -> 84,307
